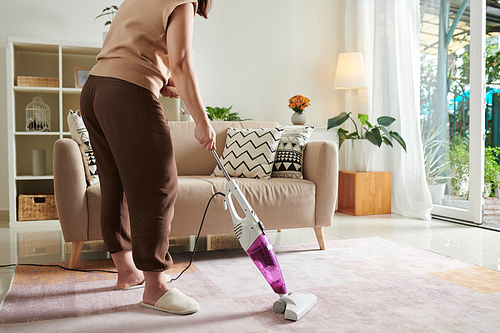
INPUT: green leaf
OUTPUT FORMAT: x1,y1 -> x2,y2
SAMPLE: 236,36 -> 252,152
377,116 -> 395,126
365,121 -> 374,128
390,131 -> 407,152
345,132 -> 359,139
337,128 -> 348,136
365,128 -> 382,147
358,113 -> 369,125
382,137 -> 393,147
380,126 -> 391,138
337,128 -> 349,149
327,112 -> 350,129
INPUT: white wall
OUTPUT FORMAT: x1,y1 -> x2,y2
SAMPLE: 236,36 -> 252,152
0,0 -> 346,213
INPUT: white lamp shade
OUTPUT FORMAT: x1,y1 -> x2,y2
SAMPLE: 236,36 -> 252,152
334,52 -> 367,89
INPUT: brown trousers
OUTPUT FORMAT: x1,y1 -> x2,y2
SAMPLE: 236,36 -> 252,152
80,75 -> 177,272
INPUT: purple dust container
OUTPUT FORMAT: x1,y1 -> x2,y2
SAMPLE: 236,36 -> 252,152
246,233 -> 287,295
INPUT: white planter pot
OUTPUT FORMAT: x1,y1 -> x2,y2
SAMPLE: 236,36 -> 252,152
428,184 -> 446,205
352,140 -> 373,172
291,112 -> 307,125
496,188 -> 500,198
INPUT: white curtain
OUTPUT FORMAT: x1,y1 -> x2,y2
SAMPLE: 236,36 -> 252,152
353,0 -> 433,220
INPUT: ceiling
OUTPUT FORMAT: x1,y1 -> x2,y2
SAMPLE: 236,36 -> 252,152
420,0 -> 500,55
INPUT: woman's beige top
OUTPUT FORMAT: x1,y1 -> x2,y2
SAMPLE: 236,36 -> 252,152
90,0 -> 197,97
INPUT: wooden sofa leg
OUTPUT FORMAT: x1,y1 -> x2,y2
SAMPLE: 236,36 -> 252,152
69,241 -> 84,269
314,227 -> 326,250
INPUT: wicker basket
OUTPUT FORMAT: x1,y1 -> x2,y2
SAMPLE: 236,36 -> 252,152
18,76 -> 59,88
18,194 -> 59,221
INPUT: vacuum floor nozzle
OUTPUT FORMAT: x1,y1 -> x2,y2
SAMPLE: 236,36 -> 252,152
273,292 -> 318,321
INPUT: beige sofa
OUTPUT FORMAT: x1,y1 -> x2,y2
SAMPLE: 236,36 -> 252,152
54,121 -> 338,268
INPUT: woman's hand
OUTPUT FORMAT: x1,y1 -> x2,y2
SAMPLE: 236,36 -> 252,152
195,122 -> 216,151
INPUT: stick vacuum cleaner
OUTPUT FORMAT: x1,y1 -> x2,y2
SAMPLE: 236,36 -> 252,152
212,149 -> 317,321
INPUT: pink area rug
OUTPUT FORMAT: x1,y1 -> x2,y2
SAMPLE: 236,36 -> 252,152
2,237 -> 500,332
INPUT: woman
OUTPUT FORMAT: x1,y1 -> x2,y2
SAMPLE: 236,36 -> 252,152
80,0 -> 215,315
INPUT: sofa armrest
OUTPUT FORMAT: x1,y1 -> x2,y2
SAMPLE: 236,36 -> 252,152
53,138 -> 89,242
303,141 -> 339,227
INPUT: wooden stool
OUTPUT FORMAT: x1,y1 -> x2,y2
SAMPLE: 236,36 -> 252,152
338,171 -> 391,216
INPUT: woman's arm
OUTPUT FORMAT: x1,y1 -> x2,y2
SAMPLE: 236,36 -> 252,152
166,3 -> 216,151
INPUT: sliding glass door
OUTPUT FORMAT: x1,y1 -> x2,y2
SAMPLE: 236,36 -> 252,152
420,0 -> 486,224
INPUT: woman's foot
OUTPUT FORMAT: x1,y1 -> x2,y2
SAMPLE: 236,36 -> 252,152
142,271 -> 171,306
111,251 -> 145,289
140,271 -> 199,314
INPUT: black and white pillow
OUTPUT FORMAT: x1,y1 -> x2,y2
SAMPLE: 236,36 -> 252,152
67,110 -> 99,186
214,127 -> 284,179
272,126 -> 314,179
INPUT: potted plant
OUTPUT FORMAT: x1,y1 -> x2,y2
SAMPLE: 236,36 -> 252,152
484,146 -> 500,197
206,105 -> 251,121
327,112 -> 406,171
445,139 -> 500,208
289,95 -> 311,125
421,123 -> 450,204
449,137 -> 469,204
96,5 -> 118,40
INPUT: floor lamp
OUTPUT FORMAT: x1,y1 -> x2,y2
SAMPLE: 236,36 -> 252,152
334,52 -> 367,113
334,52 -> 367,170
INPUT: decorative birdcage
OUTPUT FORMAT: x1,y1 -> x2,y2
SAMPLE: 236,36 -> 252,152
25,95 -> 51,132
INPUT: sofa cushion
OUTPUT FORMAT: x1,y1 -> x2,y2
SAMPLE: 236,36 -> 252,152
213,126 -> 284,179
170,176 -> 223,236
174,176 -> 317,234
272,126 -> 314,179
67,110 -> 99,186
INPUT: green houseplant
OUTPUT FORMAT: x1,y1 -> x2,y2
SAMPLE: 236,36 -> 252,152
206,105 -> 251,121
422,124 -> 449,185
327,112 -> 407,151
95,5 -> 118,26
448,139 -> 500,200
327,112 -> 406,172
484,146 -> 500,197
449,137 -> 470,199
421,123 -> 450,204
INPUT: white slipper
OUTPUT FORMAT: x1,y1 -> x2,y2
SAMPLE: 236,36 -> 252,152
139,288 -> 200,315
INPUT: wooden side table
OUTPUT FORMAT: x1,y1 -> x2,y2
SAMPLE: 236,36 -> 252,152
338,171 -> 391,216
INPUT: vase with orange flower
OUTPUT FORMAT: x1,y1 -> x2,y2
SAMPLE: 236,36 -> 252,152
288,95 -> 310,125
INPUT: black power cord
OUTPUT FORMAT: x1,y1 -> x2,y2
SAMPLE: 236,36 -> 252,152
170,191 -> 225,281
0,263 -> 117,274
0,191 -> 226,279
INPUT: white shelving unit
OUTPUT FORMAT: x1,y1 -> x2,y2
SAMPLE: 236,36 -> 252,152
6,37 -> 101,227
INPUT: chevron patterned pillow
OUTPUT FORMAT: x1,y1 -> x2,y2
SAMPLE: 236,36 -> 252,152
67,110 -> 99,186
272,126 -> 314,179
214,126 -> 284,179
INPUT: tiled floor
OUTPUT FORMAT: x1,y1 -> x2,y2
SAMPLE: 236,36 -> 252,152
2,212 -> 500,305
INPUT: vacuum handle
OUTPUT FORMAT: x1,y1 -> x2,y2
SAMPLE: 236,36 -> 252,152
211,149 -> 231,182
